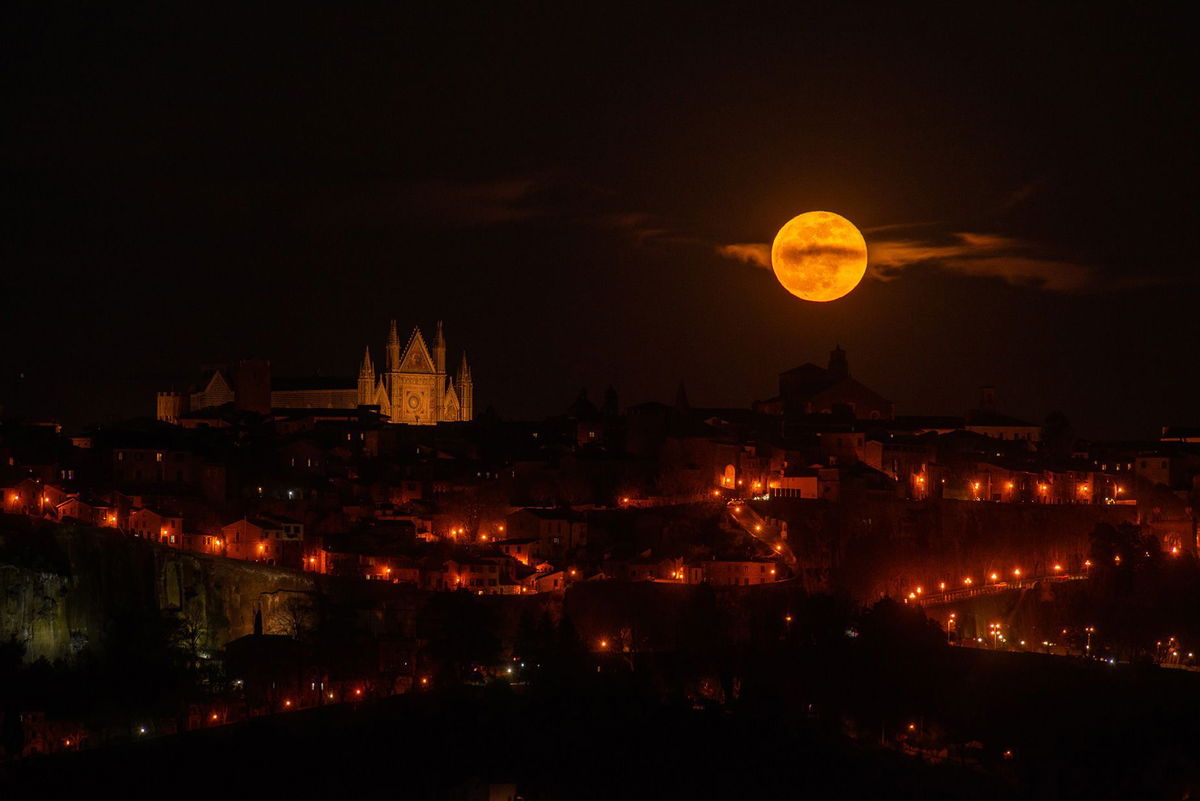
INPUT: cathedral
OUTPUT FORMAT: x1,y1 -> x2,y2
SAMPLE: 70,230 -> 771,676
357,320 -> 473,424
156,320 -> 474,424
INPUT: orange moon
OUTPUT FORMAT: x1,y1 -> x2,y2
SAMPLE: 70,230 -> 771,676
770,211 -> 868,302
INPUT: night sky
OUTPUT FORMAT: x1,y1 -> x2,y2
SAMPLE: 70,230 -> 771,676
4,5 -> 1195,438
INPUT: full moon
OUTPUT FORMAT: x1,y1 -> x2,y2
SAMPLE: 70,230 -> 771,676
770,211 -> 868,302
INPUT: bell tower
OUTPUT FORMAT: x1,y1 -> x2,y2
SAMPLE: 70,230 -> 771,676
458,352 -> 474,421
357,346 -> 374,406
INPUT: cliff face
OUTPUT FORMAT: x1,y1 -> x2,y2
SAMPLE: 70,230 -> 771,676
0,517 -> 318,663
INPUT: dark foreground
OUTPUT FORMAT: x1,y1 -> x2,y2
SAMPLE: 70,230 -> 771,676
9,591 -> 1200,798
3,682 -> 1007,800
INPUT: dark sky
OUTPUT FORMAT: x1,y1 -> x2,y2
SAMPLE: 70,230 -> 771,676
3,5 -> 1196,438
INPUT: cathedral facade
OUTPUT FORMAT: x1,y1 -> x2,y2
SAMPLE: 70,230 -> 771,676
357,320 -> 473,424
157,321 -> 474,424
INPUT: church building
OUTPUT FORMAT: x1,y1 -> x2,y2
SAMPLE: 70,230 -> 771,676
355,320 -> 473,424
157,321 -> 474,425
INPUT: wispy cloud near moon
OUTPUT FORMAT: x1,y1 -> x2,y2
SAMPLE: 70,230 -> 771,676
715,243 -> 771,268
868,232 -> 1093,291
716,229 -> 1102,292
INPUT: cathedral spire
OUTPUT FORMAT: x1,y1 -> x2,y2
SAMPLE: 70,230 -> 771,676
457,352 -> 473,422
433,320 -> 447,374
357,346 -> 375,407
387,320 -> 400,371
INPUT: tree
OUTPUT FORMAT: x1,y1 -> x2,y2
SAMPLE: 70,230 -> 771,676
417,591 -> 501,683
267,593 -> 316,638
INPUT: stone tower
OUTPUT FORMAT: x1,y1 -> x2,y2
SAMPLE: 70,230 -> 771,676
386,319 -> 400,372
457,352 -> 474,421
433,320 -> 446,418
357,347 -> 374,406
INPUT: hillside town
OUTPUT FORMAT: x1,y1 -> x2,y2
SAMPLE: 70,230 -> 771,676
5,345 -> 1197,592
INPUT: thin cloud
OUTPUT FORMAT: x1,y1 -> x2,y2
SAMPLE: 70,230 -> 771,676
716,243 -> 771,269
869,232 -> 1093,292
997,179 -> 1045,213
403,177 -> 546,225
593,211 -> 706,246
861,220 -> 940,234
715,230 -> 1098,292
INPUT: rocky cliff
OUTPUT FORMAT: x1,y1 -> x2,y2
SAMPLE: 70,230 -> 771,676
1,514 -> 319,662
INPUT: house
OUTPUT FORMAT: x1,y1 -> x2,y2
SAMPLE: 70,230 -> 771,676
532,569 -> 567,593
505,508 -> 588,560
56,496 -> 116,527
701,559 -> 778,586
128,507 -> 185,546
495,537 -> 538,565
440,558 -> 504,593
222,515 -> 304,566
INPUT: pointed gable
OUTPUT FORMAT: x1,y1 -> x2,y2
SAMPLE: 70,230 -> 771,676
399,327 -> 436,374
444,383 -> 460,419
373,381 -> 391,416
